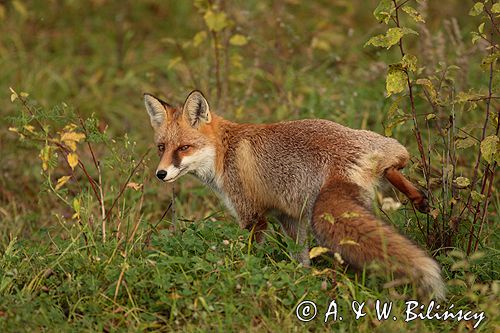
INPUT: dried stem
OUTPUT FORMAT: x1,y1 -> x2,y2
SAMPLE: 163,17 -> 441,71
465,10 -> 497,254
98,162 -> 106,241
392,0 -> 429,184
103,148 -> 151,222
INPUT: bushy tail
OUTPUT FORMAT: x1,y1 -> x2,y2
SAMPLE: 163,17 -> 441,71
311,179 -> 445,300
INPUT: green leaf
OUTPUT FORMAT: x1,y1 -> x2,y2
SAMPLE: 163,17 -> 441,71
481,52 -> 499,71
365,27 -> 417,49
469,2 -> 484,16
386,65 -> 407,96
416,78 -> 437,103
492,3 -> 500,13
402,5 -> 425,23
373,0 -> 393,24
471,191 -> 486,203
455,90 -> 481,103
192,31 -> 207,47
229,34 -> 248,46
471,31 -> 481,45
402,54 -> 418,72
167,56 -> 182,70
454,177 -> 470,189
478,22 -> 485,34
480,135 -> 499,163
0,5 -> 5,21
12,0 -> 28,18
204,10 -> 229,32
456,136 -> 477,149
72,198 -> 81,219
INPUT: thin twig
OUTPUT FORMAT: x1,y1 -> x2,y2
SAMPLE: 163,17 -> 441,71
98,162 -> 106,241
103,148 -> 151,222
392,0 -> 429,184
464,20 -> 496,253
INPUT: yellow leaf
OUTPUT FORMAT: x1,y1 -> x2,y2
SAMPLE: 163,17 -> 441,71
12,0 -> 28,17
402,5 -> 425,23
23,125 -> 35,133
39,146 -> 51,171
8,127 -> 18,133
204,10 -> 229,32
167,56 -> 182,70
365,27 -> 417,49
126,182 -> 143,191
309,246 -> 331,259
63,123 -> 78,131
20,92 -> 29,98
312,268 -> 334,276
10,93 -> 17,102
320,213 -> 335,225
55,176 -> 71,191
61,132 -> 86,151
339,238 -> 360,246
341,211 -> 360,218
402,54 -> 417,72
469,2 -> 484,16
65,141 -> 77,151
67,153 -> 79,170
192,31 -> 207,47
0,5 -> 5,21
61,132 -> 86,143
229,34 -> 248,46
454,177 -> 470,189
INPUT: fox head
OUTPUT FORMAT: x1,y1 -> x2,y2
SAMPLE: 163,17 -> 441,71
143,90 -> 217,183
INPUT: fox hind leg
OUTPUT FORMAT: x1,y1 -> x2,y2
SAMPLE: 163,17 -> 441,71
385,167 -> 429,213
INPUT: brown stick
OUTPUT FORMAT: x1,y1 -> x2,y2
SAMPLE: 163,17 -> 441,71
103,148 -> 151,222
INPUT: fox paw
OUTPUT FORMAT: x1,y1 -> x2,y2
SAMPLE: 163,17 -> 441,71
413,191 -> 430,213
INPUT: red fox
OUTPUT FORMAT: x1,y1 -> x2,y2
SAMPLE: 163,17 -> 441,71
143,90 -> 445,300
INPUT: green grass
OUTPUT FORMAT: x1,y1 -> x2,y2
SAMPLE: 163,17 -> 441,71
1,220 -> 497,332
1,0 -> 498,332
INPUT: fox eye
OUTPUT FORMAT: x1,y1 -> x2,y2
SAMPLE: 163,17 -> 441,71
178,145 -> 190,152
157,144 -> 165,152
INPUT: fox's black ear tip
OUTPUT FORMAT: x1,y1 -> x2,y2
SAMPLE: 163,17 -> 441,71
188,90 -> 205,97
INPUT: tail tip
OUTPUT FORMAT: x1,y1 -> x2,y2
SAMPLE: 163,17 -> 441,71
419,258 -> 446,301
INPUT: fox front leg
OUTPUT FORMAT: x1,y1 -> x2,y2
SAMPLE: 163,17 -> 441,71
244,216 -> 268,243
236,209 -> 268,243
277,213 -> 310,268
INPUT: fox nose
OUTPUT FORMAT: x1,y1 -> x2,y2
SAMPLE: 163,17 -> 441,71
156,170 -> 168,180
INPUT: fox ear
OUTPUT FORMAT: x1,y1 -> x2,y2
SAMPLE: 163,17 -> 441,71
182,90 -> 211,128
144,93 -> 173,128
